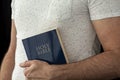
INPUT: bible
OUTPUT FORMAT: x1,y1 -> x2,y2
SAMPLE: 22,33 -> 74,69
22,29 -> 69,64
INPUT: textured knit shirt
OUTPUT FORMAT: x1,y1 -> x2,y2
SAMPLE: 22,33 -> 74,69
11,0 -> 120,80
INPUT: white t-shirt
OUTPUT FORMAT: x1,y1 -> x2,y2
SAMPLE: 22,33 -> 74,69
11,0 -> 120,80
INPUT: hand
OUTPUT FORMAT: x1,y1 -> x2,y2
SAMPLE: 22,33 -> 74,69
20,60 -> 54,80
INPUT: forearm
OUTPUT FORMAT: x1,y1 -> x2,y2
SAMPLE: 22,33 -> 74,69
0,21 -> 17,80
0,70 -> 1,80
0,51 -> 15,80
53,50 -> 120,80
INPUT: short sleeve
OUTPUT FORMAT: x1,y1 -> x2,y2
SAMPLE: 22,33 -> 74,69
11,0 -> 15,19
88,0 -> 120,20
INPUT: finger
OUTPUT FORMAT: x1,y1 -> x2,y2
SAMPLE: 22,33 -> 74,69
24,67 -> 30,77
20,61 -> 31,68
26,77 -> 45,80
24,65 -> 34,77
25,77 -> 33,80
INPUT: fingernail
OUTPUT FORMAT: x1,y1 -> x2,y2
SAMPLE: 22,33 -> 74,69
19,61 -> 27,67
19,63 -> 24,67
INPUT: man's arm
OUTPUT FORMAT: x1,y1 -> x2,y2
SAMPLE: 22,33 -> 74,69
51,17 -> 120,80
0,20 -> 16,80
0,71 -> 1,80
20,17 -> 120,80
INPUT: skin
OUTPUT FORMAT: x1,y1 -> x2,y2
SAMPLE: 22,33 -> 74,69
0,21 -> 16,80
0,71 -> 1,77
1,17 -> 120,80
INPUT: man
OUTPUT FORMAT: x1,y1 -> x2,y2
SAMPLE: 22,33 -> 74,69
1,0 -> 120,80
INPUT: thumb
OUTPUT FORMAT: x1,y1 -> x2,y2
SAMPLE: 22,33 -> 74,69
20,61 -> 31,68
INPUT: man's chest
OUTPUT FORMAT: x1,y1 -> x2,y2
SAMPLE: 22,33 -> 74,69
14,0 -> 88,20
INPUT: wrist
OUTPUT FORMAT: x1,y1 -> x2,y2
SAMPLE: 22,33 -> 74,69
50,64 -> 70,80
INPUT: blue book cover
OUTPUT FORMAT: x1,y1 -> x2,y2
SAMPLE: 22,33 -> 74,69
22,29 -> 69,64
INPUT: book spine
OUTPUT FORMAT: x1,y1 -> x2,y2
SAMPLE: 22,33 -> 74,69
22,39 -> 32,60
56,29 -> 69,64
